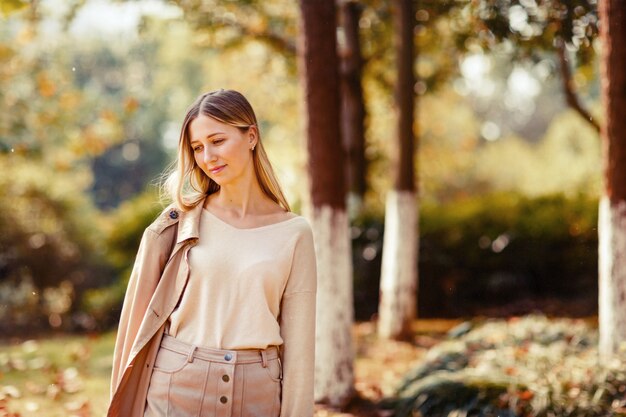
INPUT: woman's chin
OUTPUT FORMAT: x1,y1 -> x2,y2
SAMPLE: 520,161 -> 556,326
209,177 -> 229,187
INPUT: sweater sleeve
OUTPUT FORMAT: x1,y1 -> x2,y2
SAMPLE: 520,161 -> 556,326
278,222 -> 318,417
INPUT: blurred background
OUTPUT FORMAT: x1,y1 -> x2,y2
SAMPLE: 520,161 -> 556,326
0,0 -> 601,335
0,0 -> 610,415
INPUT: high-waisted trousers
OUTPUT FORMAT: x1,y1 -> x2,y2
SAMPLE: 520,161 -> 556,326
144,333 -> 282,417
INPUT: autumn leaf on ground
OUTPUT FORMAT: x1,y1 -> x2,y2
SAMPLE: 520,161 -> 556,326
58,368 -> 83,394
65,397 -> 91,417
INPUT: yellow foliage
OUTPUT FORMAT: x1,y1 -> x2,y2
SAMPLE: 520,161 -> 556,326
0,0 -> 27,15
37,72 -> 56,98
99,109 -> 117,123
16,25 -> 35,44
59,92 -> 80,111
0,43 -> 15,61
82,127 -> 108,156
123,96 -> 139,113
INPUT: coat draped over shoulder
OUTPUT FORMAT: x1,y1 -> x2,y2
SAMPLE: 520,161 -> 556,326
108,201 -> 204,417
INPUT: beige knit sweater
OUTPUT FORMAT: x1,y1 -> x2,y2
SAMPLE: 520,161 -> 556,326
167,208 -> 317,417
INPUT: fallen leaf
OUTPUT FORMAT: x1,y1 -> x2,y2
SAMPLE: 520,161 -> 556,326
0,386 -> 20,399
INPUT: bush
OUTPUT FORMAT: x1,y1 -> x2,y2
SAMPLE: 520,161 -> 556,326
351,192 -> 599,319
387,316 -> 625,417
81,189 -> 164,329
0,155 -> 110,334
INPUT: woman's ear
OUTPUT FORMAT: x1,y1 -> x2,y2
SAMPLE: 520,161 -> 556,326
248,125 -> 258,148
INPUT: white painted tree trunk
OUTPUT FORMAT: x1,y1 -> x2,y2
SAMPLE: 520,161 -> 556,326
598,196 -> 626,360
347,191 -> 363,220
311,205 -> 355,406
378,189 -> 418,339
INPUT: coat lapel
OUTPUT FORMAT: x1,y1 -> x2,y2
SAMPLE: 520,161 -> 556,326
167,197 -> 205,261
130,197 -> 206,361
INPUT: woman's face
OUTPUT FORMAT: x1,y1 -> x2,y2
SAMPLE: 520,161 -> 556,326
188,114 -> 256,187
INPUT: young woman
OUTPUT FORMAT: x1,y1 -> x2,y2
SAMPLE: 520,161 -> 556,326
107,89 -> 317,417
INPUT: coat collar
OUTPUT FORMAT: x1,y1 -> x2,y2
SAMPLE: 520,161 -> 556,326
175,196 -> 207,245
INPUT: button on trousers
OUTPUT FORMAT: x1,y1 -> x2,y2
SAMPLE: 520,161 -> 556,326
144,334 -> 282,417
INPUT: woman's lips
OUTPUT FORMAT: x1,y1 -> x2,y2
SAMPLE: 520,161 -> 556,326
210,165 -> 226,174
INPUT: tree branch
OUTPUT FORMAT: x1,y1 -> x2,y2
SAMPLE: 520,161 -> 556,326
195,16 -> 296,57
556,38 -> 601,133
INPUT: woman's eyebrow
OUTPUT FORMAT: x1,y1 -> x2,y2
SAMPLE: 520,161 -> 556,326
191,132 -> 225,145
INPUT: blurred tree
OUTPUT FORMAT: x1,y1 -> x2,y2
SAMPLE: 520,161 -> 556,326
173,0 -> 297,70
0,2 -> 178,330
75,40 -> 170,208
416,0 -> 600,131
297,0 -> 355,407
0,2 -> 117,313
473,112 -> 600,196
339,0 -> 368,217
346,0 -> 601,215
0,1 -> 167,209
598,0 -> 626,360
378,0 -> 418,341
171,0 -> 604,212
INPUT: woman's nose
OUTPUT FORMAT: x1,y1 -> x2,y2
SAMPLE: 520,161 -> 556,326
203,148 -> 217,163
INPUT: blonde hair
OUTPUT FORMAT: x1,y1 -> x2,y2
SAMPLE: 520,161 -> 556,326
162,89 -> 291,212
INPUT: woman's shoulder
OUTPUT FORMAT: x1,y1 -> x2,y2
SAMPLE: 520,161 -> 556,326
280,213 -> 314,241
146,203 -> 182,235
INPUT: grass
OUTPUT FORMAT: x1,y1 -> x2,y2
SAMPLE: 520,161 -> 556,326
0,331 -> 116,417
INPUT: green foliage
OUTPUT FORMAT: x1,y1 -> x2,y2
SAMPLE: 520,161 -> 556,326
414,0 -> 598,90
66,34 -> 171,208
0,5 -> 182,332
0,20 -> 123,162
0,154 -> 108,332
101,189 -> 164,270
173,0 -> 298,73
351,192 -> 599,319
0,7 -> 179,209
81,189 -> 164,328
419,192 -> 598,316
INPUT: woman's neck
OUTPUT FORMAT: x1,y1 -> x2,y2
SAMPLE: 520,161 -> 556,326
207,179 -> 271,218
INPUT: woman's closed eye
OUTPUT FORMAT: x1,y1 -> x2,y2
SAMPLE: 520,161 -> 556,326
193,139 -> 224,152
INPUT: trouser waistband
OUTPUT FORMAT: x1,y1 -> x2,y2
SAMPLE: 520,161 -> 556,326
159,333 -> 279,366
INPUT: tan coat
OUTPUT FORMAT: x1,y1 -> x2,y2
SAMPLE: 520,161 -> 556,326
107,201 -> 204,417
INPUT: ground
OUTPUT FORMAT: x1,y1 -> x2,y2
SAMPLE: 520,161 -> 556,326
0,319 -> 459,417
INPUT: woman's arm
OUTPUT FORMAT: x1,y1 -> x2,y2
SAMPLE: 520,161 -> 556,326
278,224 -> 318,417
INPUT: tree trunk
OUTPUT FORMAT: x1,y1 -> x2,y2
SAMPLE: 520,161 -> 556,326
298,0 -> 355,406
598,0 -> 626,360
339,0 -> 367,218
379,190 -> 418,338
378,0 -> 418,340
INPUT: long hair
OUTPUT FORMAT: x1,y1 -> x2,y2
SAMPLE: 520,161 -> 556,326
162,89 -> 291,212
